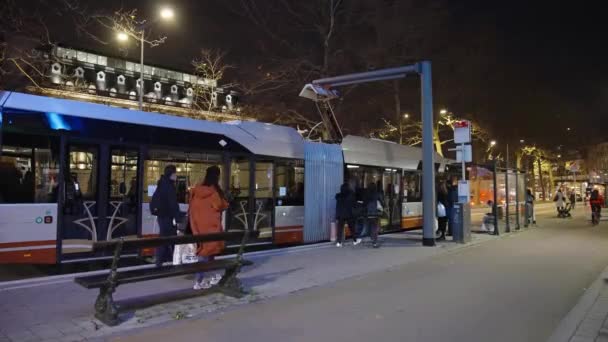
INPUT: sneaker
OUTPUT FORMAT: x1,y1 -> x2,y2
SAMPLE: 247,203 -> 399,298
193,279 -> 211,290
335,242 -> 343,247
209,274 -> 222,286
353,238 -> 362,246
372,242 -> 380,249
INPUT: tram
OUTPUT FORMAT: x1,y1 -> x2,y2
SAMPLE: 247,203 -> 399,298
0,91 -> 451,264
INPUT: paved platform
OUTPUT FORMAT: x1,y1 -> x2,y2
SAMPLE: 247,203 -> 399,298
0,230 -> 495,342
110,207 -> 608,342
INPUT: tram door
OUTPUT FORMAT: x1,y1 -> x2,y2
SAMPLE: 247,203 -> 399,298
227,158 -> 273,243
60,141 -> 141,259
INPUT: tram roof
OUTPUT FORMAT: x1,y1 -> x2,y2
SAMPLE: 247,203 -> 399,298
0,91 -> 304,159
341,135 -> 451,171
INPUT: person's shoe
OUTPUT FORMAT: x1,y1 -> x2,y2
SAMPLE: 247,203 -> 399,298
372,242 -> 380,248
209,274 -> 222,286
353,238 -> 362,246
335,242 -> 343,247
193,279 -> 211,290
437,234 -> 446,241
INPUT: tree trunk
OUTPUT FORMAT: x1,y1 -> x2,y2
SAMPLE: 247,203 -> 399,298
547,160 -> 555,196
393,80 -> 402,144
433,126 -> 444,156
538,158 -> 545,200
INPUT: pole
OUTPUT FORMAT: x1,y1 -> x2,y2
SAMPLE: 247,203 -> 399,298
138,30 -> 145,111
419,61 -> 436,247
505,143 -> 510,232
515,168 -> 520,229
493,159 -> 499,235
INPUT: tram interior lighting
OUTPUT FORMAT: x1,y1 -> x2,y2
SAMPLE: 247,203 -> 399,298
347,165 -> 359,169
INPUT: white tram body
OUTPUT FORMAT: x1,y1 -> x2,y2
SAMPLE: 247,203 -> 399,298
0,92 -> 449,264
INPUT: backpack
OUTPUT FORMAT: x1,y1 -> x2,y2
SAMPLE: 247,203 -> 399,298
149,184 -> 162,216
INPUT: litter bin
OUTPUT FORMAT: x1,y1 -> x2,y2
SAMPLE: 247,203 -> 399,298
452,203 -> 472,243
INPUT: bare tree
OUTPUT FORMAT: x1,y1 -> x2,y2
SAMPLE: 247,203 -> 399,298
370,112 -> 489,157
191,49 -> 236,113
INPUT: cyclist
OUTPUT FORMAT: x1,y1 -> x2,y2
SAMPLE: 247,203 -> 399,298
589,189 -> 604,224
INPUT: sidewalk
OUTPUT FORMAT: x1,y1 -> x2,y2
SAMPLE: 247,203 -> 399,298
549,262 -> 608,342
0,232 -> 498,342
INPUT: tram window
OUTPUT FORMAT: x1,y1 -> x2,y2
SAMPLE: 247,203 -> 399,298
275,160 -> 304,206
143,150 -> 223,204
229,159 -> 250,198
0,133 -> 59,204
402,173 -> 422,202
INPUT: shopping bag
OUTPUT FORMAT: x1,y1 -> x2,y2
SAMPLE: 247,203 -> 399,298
437,203 -> 447,218
181,243 -> 198,264
173,243 -> 198,265
172,244 -> 185,265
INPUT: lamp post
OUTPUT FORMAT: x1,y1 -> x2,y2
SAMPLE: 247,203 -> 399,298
116,6 -> 174,111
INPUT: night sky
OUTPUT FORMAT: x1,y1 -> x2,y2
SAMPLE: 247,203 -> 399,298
8,0 -> 608,149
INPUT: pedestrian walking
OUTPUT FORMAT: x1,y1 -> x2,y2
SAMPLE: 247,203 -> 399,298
189,166 -> 230,290
569,190 -> 576,209
554,188 -> 565,216
525,189 -> 536,226
335,183 -> 361,247
436,182 -> 448,241
364,183 -> 384,248
150,165 -> 183,267
446,177 -> 458,236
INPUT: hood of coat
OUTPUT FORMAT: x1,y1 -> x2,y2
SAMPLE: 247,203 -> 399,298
191,185 -> 218,199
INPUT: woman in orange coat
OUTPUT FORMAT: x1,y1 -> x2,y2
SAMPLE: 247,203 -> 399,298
189,166 -> 229,290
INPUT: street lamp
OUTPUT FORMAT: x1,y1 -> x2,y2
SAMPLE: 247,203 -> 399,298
403,113 -> 410,119
490,140 -> 497,147
116,32 -> 129,42
160,7 -> 175,20
440,109 -> 448,115
567,127 -> 571,131
116,6 -> 175,110
519,139 -> 525,144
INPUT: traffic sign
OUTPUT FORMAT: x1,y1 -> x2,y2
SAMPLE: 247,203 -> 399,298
454,120 -> 472,144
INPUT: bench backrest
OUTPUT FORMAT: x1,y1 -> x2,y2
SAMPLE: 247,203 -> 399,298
93,231 -> 255,252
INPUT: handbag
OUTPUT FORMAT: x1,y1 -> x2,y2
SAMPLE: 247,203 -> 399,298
376,200 -> 383,211
437,202 -> 447,218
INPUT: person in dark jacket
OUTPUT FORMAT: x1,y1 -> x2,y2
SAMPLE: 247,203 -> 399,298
154,165 -> 183,267
364,183 -> 384,248
446,177 -> 458,236
569,190 -> 576,209
335,183 -> 360,247
437,182 -> 449,241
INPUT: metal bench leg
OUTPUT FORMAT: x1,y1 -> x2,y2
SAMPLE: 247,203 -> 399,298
95,238 -> 123,326
95,285 -> 119,326
217,266 -> 246,298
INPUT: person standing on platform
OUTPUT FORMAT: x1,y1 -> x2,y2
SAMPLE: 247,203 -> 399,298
446,176 -> 458,236
437,182 -> 449,241
364,183 -> 384,248
335,183 -> 360,247
190,166 -> 229,290
152,165 -> 183,267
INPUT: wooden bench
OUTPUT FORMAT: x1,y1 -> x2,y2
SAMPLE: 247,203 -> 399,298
74,230 -> 255,326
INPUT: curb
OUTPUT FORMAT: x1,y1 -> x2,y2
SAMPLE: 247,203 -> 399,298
547,264 -> 608,342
